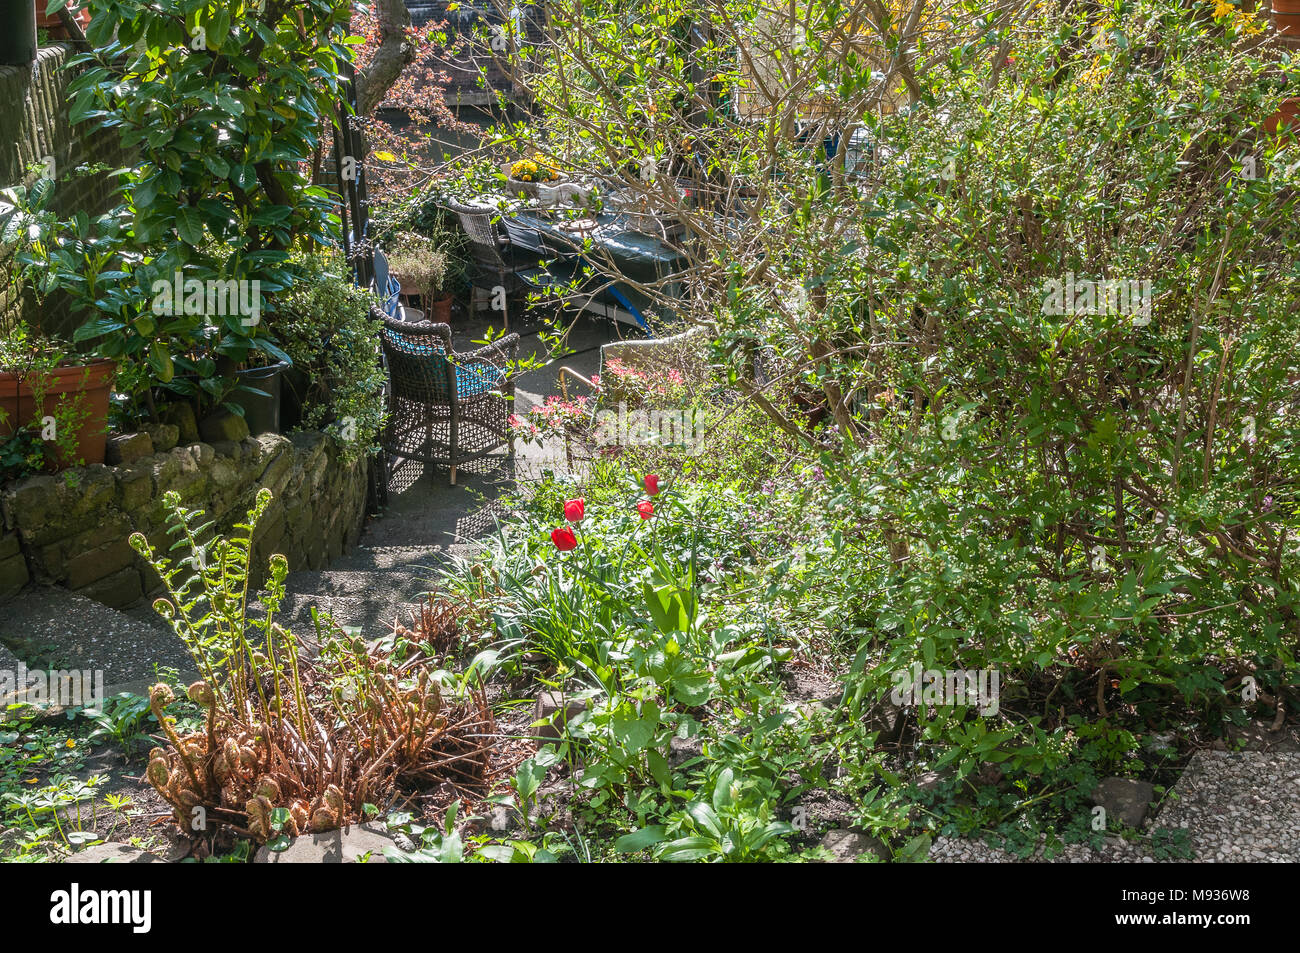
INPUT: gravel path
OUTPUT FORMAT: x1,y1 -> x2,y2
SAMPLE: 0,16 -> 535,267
928,750 -> 1300,863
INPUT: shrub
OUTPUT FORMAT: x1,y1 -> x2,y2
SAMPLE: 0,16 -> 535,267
275,253 -> 386,461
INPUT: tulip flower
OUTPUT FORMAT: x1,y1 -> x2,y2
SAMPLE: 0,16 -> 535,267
637,499 -> 655,520
644,473 -> 660,496
564,498 -> 585,522
551,526 -> 578,551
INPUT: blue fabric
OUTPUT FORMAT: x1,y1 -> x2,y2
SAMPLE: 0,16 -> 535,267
456,361 -> 506,396
385,326 -> 505,400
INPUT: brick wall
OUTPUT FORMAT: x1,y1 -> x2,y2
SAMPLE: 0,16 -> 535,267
0,44 -> 134,339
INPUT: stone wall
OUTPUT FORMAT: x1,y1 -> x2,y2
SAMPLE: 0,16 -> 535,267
0,430 -> 369,609
1,44 -> 135,337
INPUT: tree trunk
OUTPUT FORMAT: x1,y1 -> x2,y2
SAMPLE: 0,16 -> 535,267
355,0 -> 416,116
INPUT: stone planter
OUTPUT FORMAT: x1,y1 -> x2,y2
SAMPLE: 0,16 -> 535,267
505,177 -> 543,199
0,359 -> 116,469
503,162 -> 565,200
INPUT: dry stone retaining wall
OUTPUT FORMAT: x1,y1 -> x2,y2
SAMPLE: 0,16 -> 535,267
0,431 -> 368,608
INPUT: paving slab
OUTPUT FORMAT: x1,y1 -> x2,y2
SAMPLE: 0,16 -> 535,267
253,822 -> 404,863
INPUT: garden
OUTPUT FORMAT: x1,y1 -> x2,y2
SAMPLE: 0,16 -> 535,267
0,0 -> 1297,874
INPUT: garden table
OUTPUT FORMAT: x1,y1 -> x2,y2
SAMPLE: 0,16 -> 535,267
503,207 -> 689,333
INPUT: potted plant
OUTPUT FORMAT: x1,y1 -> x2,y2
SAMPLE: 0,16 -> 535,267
505,152 -> 563,199
0,320 -> 115,475
35,1 -> 91,41
275,251 -> 385,457
1265,96 -> 1300,138
387,231 -> 452,323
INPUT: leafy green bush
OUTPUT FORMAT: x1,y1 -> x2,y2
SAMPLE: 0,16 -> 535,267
801,2 -> 1300,735
275,253 -> 386,460
477,0 -> 1300,854
11,0 -> 354,415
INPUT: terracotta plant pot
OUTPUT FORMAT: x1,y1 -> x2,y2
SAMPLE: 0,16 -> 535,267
395,276 -> 454,324
1275,0 -> 1300,36
0,359 -> 116,469
35,2 -> 91,39
1265,97 -> 1300,137
427,293 -> 453,324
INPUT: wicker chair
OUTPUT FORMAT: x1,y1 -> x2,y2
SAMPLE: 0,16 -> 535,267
377,307 -> 520,485
444,198 -> 531,330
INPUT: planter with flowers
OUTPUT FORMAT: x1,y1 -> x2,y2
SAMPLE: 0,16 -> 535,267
505,153 -> 564,199
0,321 -> 115,476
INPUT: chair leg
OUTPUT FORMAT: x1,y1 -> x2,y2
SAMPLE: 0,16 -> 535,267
450,464 -> 457,485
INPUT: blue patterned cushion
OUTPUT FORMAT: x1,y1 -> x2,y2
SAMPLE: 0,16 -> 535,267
456,362 -> 506,396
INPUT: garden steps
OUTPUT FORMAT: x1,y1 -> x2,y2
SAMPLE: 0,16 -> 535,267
0,587 -> 197,704
269,535 -> 490,636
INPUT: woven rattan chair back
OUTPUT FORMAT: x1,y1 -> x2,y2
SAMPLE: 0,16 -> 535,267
380,314 -> 455,404
445,199 -> 510,273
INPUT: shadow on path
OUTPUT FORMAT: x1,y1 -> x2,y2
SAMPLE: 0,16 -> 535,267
275,310 -> 616,635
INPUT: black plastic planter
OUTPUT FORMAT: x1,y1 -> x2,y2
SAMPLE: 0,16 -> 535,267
280,365 -> 310,431
0,0 -> 38,66
230,361 -> 287,436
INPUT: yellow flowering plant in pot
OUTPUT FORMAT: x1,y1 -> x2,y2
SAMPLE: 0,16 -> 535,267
505,152 -> 563,198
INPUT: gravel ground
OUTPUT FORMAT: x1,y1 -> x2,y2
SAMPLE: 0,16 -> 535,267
929,750 -> 1300,863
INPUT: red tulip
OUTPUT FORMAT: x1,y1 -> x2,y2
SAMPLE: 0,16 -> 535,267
643,473 -> 660,496
564,498 -> 585,522
551,526 -> 577,551
636,499 -> 655,520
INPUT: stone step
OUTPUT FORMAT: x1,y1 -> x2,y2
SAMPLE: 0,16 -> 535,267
272,565 -> 441,637
0,587 -> 198,706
